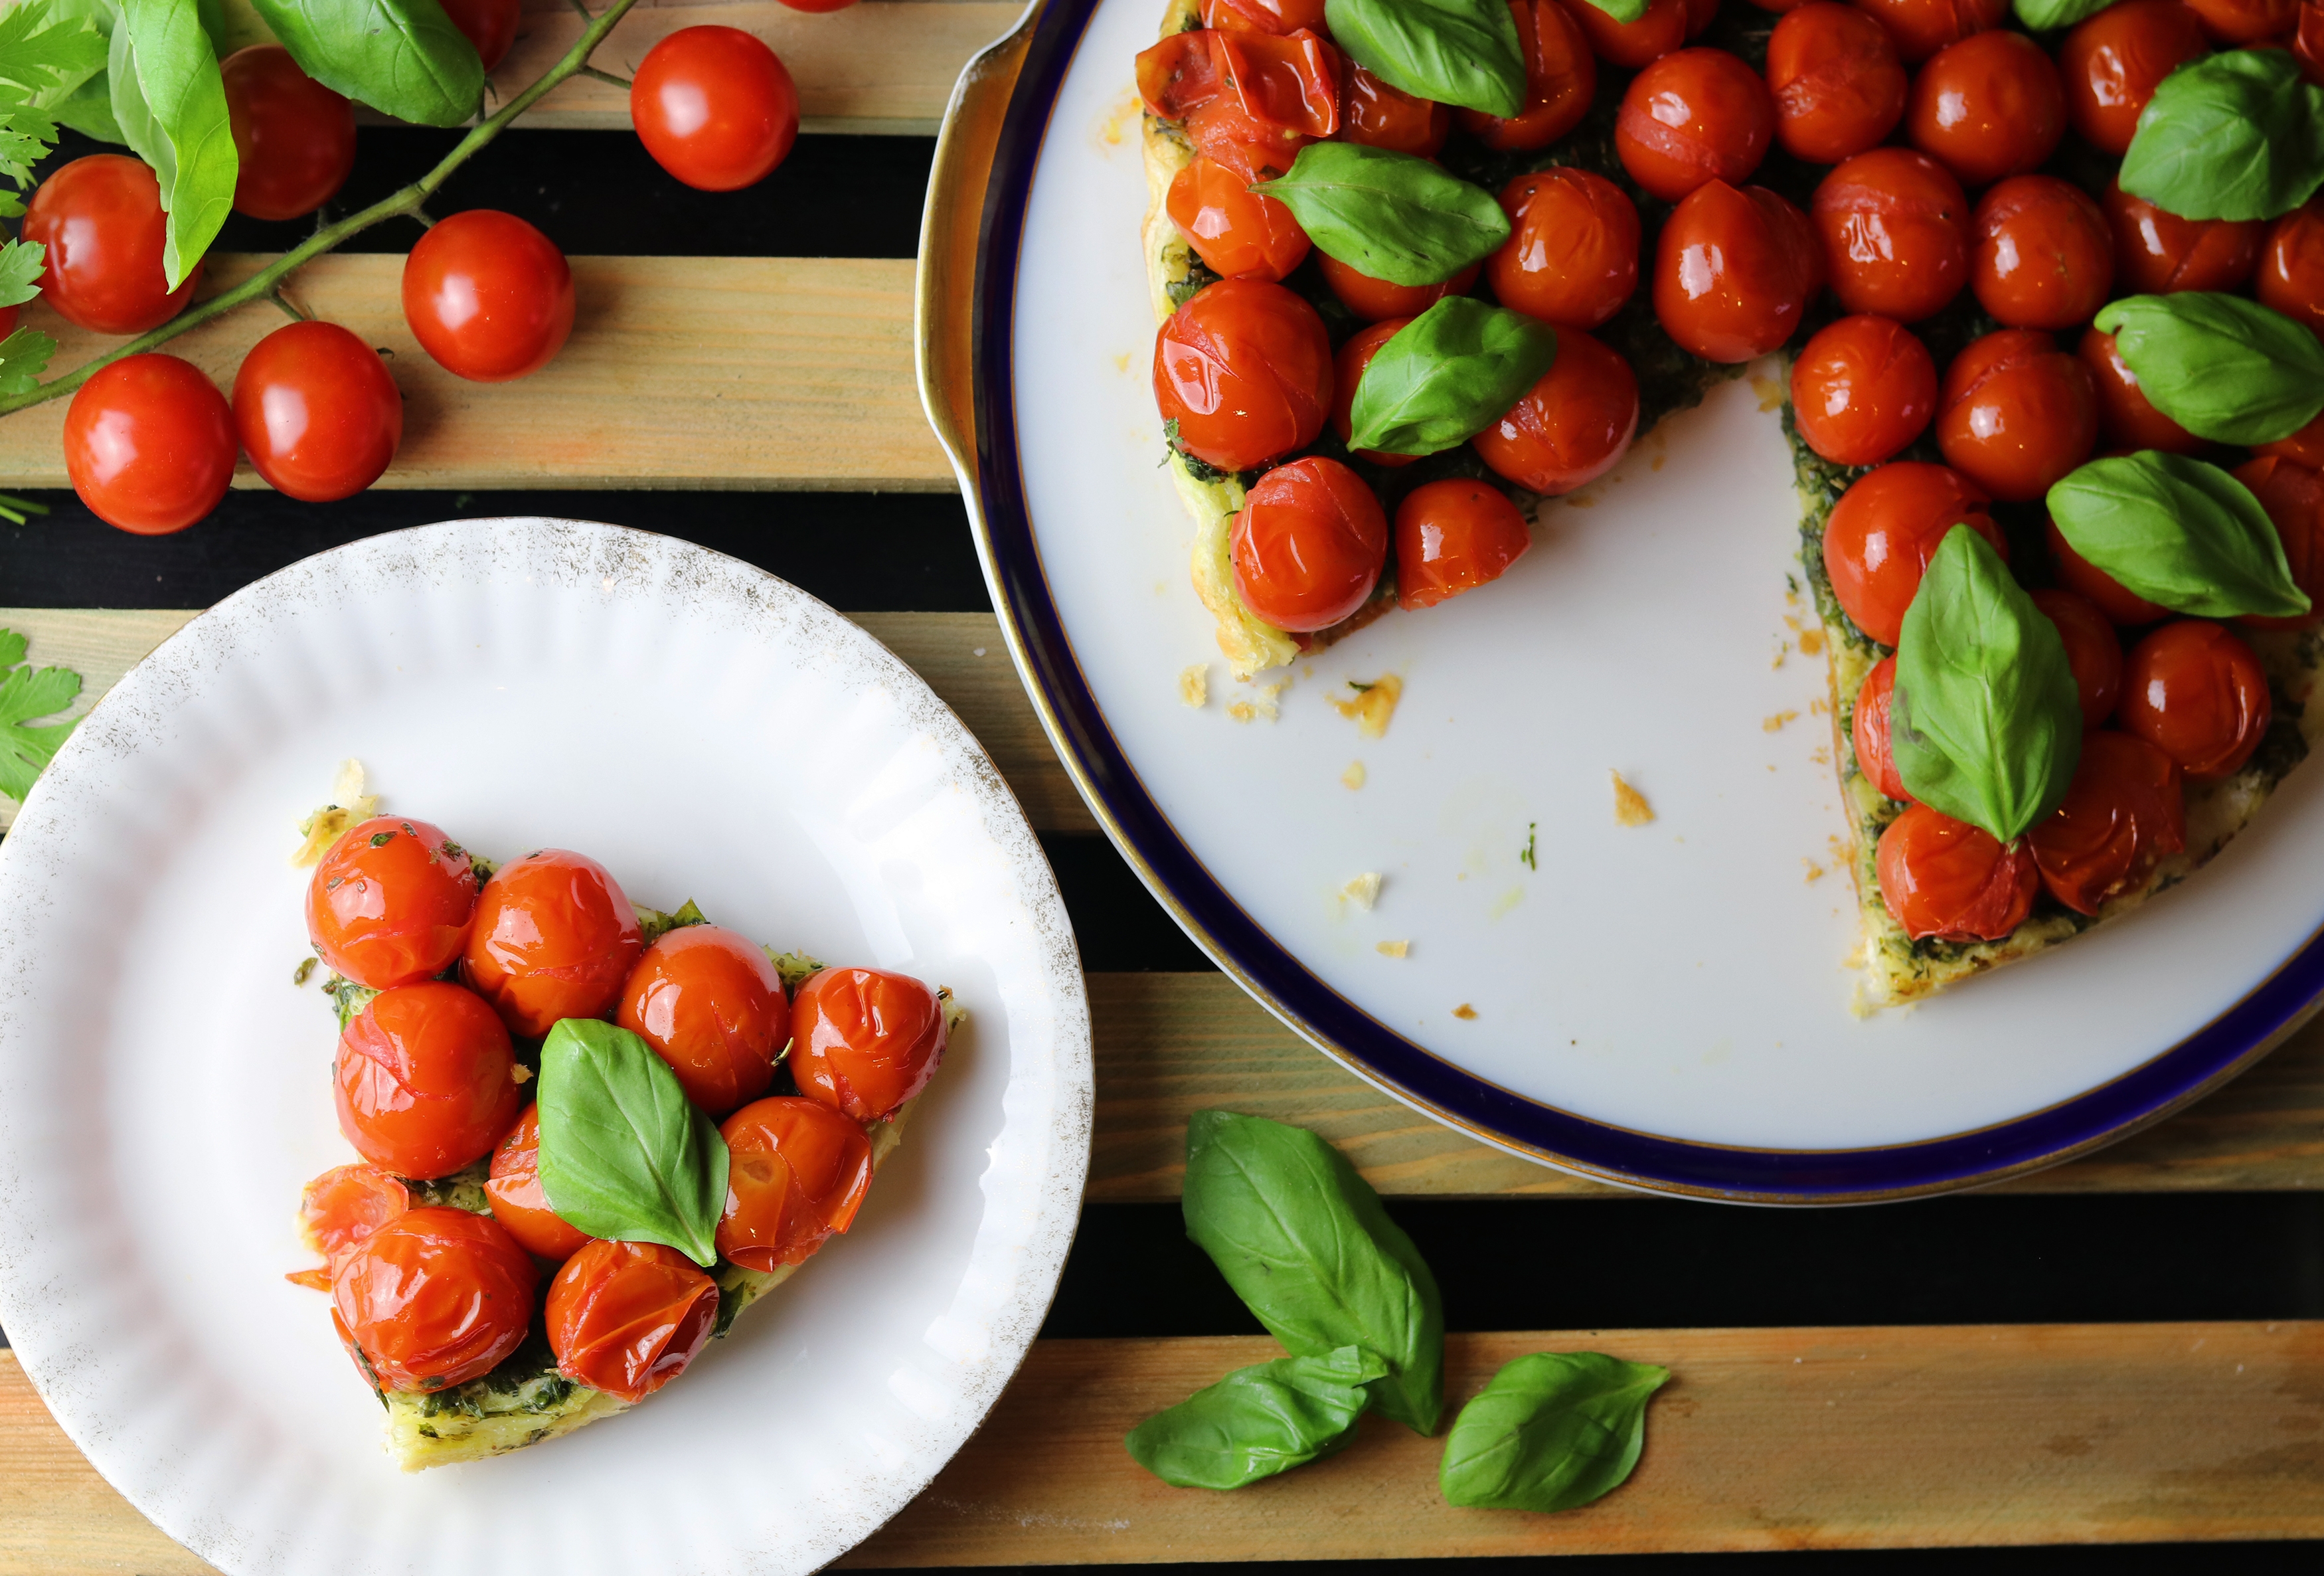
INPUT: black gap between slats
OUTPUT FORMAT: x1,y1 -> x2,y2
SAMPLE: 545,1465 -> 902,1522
860,1547 -> 2323,1575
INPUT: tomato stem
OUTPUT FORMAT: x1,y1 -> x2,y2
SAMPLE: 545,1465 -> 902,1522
578,65 -> 632,90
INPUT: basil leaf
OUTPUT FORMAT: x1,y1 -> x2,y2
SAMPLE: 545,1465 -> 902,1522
537,1017 -> 730,1267
2011,0 -> 2114,29
1440,1352 -> 1669,1512
1254,143 -> 1508,288
250,0 -> 480,128
2094,294 -> 2324,445
109,0 -> 232,289
49,68 -> 124,143
2120,50 -> 2324,222
1183,1110 -> 1445,1435
1578,0 -> 1649,20
1891,527 -> 2083,843
1323,0 -> 1525,118
2048,451 -> 2312,620
1349,298 -> 1555,456
1125,1346 -> 1387,1490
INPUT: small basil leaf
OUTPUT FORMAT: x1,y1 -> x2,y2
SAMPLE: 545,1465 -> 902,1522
537,1017 -> 730,1267
1890,527 -> 2083,843
1254,142 -> 1508,287
2095,294 -> 2324,445
1125,1346 -> 1388,1490
2048,451 -> 2312,619
1577,0 -> 1648,19
2012,0 -> 2114,28
2119,50 -> 2324,222
250,0 -> 481,128
1183,1109 -> 1445,1435
1323,0 -> 1525,118
1349,297 -> 1556,456
110,0 -> 233,289
1439,1352 -> 1669,1513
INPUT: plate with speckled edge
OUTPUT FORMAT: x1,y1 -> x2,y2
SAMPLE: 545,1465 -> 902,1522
0,519 -> 1092,1576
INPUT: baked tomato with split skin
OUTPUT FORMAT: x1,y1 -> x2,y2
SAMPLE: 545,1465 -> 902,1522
1906,29 -> 2064,189
2119,620 -> 2273,779
233,320 -> 404,503
1765,3 -> 1907,164
1473,325 -> 1640,495
1972,177 -> 2113,333
1153,277 -> 1333,473
2183,0 -> 2296,41
289,1164 -> 410,1289
1821,461 -> 2004,646
2258,203 -> 2324,339
1136,27 -> 1340,181
1848,0 -> 2007,63
333,1207 -> 537,1392
630,26 -> 801,193
2234,455 -> 2324,630
2030,587 -> 2125,727
2258,408 -> 2324,468
1488,168 -> 1639,331
1558,0 -> 1717,69
1230,455 -> 1390,630
307,816 -> 479,989
2103,180 -> 2263,295
1851,656 -> 1914,802
1875,803 -> 2040,942
2058,0 -> 2208,156
1936,328 -> 2098,503
1459,0 -> 1596,148
792,966 -> 948,1122
2028,731 -> 2185,915
1330,317 -> 1419,466
484,1105 -> 591,1261
546,1239 -> 719,1404
1616,47 -> 1774,203
62,355 -> 236,536
716,1096 -> 875,1271
460,849 -> 645,1039
2078,326 -> 2202,454
221,45 -> 355,222
1790,313 -> 1938,466
2048,516 -> 2168,626
1652,180 -> 1822,363
1811,149 -> 1971,322
25,155 -> 200,335
1339,64 -> 1452,157
1203,0 -> 1329,33
337,981 -> 523,1180
1394,480 -> 1533,609
616,923 -> 791,1116
1318,253 -> 1481,323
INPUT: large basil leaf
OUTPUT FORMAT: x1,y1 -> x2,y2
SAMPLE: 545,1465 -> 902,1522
1891,527 -> 2083,844
1349,297 -> 1556,456
1125,1346 -> 1386,1490
2012,0 -> 2115,28
1323,0 -> 1525,118
1183,1110 -> 1444,1435
2119,50 -> 2324,222
1439,1352 -> 1669,1512
2048,452 -> 2311,620
537,1017 -> 730,1267
1254,143 -> 1508,288
110,0 -> 233,290
250,0 -> 480,127
2094,294 -> 2324,446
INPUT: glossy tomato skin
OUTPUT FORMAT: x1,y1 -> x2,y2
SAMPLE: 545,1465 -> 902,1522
1616,48 -> 1774,202
484,1105 -> 591,1261
2119,620 -> 2272,778
1339,65 -> 1452,156
402,210 -> 575,383
1559,0 -> 1718,68
793,966 -> 948,1122
293,1164 -> 410,1284
2048,515 -> 2168,626
1811,148 -> 1971,321
1875,802 -> 2039,941
438,0 -> 521,68
2027,729 -> 2185,913
306,815 -> 479,988
1971,176 -> 2113,331
459,849 -> 644,1039
1153,277 -> 1332,472
337,982 -> 523,1180
1329,317 -> 1419,466
2231,454 -> 2324,630
62,355 -> 234,535
2077,326 -> 2201,453
716,1096 -> 874,1271
1231,454 -> 1390,628
1137,29 -> 1341,182
1790,313 -> 1938,466
1936,327 -> 2099,502
1851,656 -> 1914,802
1473,325 -> 1640,494
24,155 -> 199,335
2058,0 -> 2208,155
2258,202 -> 2324,338
1459,0 -> 1596,147
2182,0 -> 2295,41
1394,480 -> 1532,609
232,321 -> 403,502
334,1207 -> 537,1391
2103,179 -> 2262,294
221,46 -> 355,222
1765,3 -> 1907,163
1489,168 -> 1639,331
2030,586 -> 2125,726
2257,408 -> 2324,468
1169,157 -> 1310,282
1204,0 -> 1329,33
1847,0 -> 2008,62
1652,180 -> 1822,362
545,1239 -> 718,1404
1318,253 -> 1481,323
631,27 -> 799,192
1821,461 -> 2003,646
616,923 -> 791,1116
1906,29 -> 2064,189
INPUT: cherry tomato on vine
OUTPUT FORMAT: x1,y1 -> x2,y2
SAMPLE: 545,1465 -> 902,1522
307,814 -> 478,988
1204,0 -> 1329,31
616,923 -> 791,1116
25,156 -> 199,335
1472,325 -> 1640,495
1811,149 -> 1971,322
792,966 -> 949,1123
1765,3 -> 1906,164
438,0 -> 523,68
337,981 -> 523,1180
2258,202 -> 2324,339
1616,47 -> 1773,202
484,1106 -> 591,1261
1789,313 -> 1938,466
460,849 -> 644,1038
1821,461 -> 2004,646
1152,277 -> 1332,473
2117,620 -> 2273,779
1167,156 -> 1311,282
1876,802 -> 2039,942
631,27 -> 799,192
1394,480 -> 1532,609
1487,168 -> 1639,331
2232,454 -> 2324,630
2029,586 -> 2124,727
1229,454 -> 1390,630
2048,516 -> 2167,626
62,354 -> 234,535
221,46 -> 355,222
1851,656 -> 1913,802
291,1164 -> 410,1287
546,1239 -> 718,1403
1329,317 -> 1420,467
232,320 -> 403,502
2077,325 -> 2201,454
2027,730 -> 2185,914
2181,0 -> 2296,42
1906,29 -> 2065,189
716,1096 -> 875,1270
1339,64 -> 1452,156
2103,179 -> 2263,295
1319,253 -> 1481,323
1457,0 -> 1596,147
1972,176 -> 2113,332
333,1207 -> 537,1391
1935,327 -> 2099,503
2058,0 -> 2208,156
1558,0 -> 1718,69
1652,180 -> 1821,363
402,209 -> 576,383
1847,0 -> 2007,62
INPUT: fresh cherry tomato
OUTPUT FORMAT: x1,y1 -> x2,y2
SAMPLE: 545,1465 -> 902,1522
2182,0 -> 2296,41
439,0 -> 522,68
1329,316 -> 1420,467
1204,0 -> 1329,32
2258,201 -> 2324,338
616,923 -> 791,1116
716,1095 -> 874,1270
1338,64 -> 1452,155
545,1239 -> 718,1403
2030,586 -> 2125,726
2103,179 -> 2263,294
2058,0 -> 2208,155
631,27 -> 799,192
1318,253 -> 1481,323
1616,47 -> 1774,201
1790,313 -> 1938,466
1231,454 -> 1390,628
2077,325 -> 2201,454
1811,148 -> 1971,321
1936,327 -> 2099,502
1765,2 -> 1907,163
402,209 -> 575,383
307,816 -> 479,988
2027,729 -> 2185,913
1876,802 -> 2039,941
1473,325 -> 1640,494
232,320 -> 403,502
1847,0 -> 2007,62
1652,180 -> 1822,362
1971,176 -> 2112,331
1559,0 -> 1719,68
1488,168 -> 1639,331
460,849 -> 645,1038
61,354 -> 234,535
333,1207 -> 537,1391
23,155 -> 200,335
1821,462 -> 2004,645
2232,454 -> 2324,630
1152,277 -> 1332,472
1906,29 -> 2064,189
221,46 -> 355,222
2049,515 -> 2168,626
1394,480 -> 1532,608
1458,0 -> 1598,147
1852,656 -> 1914,801
793,966 -> 948,1122
484,1105 -> 592,1261
290,1164 -> 410,1288
2118,620 -> 2272,778
337,982 -> 523,1180
1169,156 -> 1311,282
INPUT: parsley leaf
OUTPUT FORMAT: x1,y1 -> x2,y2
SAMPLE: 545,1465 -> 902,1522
0,627 -> 84,805
0,2 -> 107,94
0,324 -> 56,394
0,238 -> 44,307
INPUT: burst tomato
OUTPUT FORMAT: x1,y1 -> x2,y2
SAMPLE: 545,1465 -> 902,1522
1652,180 -> 1821,362
307,816 -> 479,988
2103,179 -> 2264,294
1971,176 -> 2113,331
1811,148 -> 1971,321
1319,253 -> 1481,322
546,1239 -> 718,1403
2182,0 -> 2296,41
2258,201 -> 2324,338
1876,802 -> 2040,941
2048,516 -> 2168,626
1459,0 -> 1597,147
1136,27 -> 1340,181
232,320 -> 404,502
333,1207 -> 537,1391
1338,64 -> 1452,156
1790,313 -> 1938,466
1766,3 -> 1907,163
24,155 -> 200,335
716,1096 -> 875,1270
1935,327 -> 2098,502
1153,277 -> 1333,472
1821,461 -> 2005,646
402,210 -> 575,383
460,849 -> 644,1039
1906,29 -> 2064,189
1473,325 -> 1641,494
290,1164 -> 410,1288
2232,454 -> 2324,630
1329,317 -> 1419,467
1488,168 -> 1639,331
1394,480 -> 1533,608
337,982 -> 523,1180
484,1105 -> 591,1261
792,966 -> 948,1123
1559,0 -> 1718,68
2058,0 -> 2208,155
616,923 -> 790,1116
221,46 -> 355,221
630,26 -> 800,192
1204,0 -> 1329,32
2118,620 -> 2272,778
1848,0 -> 2007,61
1616,47 -> 1774,201
62,354 -> 236,535
2031,586 -> 2125,726
2027,730 -> 2185,913
1230,454 -> 1390,628
1852,656 -> 1913,801
2076,326 -> 2201,454
2258,408 -> 2324,468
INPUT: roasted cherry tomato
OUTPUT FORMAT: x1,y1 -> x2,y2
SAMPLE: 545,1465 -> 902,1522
1203,0 -> 1329,33
439,0 -> 521,68
2030,586 -> 2125,726
459,849 -> 645,1039
2027,730 -> 2185,914
1615,47 -> 1773,201
484,1105 -> 592,1261
1750,0 -> 1811,11
23,155 -> 200,335
2182,0 -> 2296,40
2048,515 -> 2167,626
221,46 -> 355,222
2119,620 -> 2272,778
1766,2 -> 1907,163
62,353 -> 234,535
307,815 -> 479,988
1559,0 -> 1718,68
1136,28 -> 1340,182
1231,454 -> 1390,628
2258,201 -> 2324,339
1170,157 -> 1311,282
402,209 -> 575,383
545,1239 -> 718,1404
337,982 -> 523,1180
2103,179 -> 2263,294
1971,176 -> 2112,331
1852,656 -> 1914,802
1329,316 -> 1420,467
232,320 -> 404,502
2257,408 -> 2324,468
1876,802 -> 2039,941
1319,253 -> 1481,323
1906,29 -> 2064,189
1394,480 -> 1533,608
2076,325 -> 2201,454
1488,168 -> 1639,331
1847,0 -> 2007,61
716,1095 -> 875,1271
1790,313 -> 1938,466
616,923 -> 791,1116
1811,148 -> 1971,321
1821,461 -> 2004,645
631,27 -> 799,192
2232,454 -> 2324,630
1936,327 -> 2099,502
2058,0 -> 2208,155
333,1207 -> 537,1391
1473,325 -> 1641,494
792,966 -> 948,1123
290,1164 -> 410,1288
1459,0 -> 1597,147
1153,277 -> 1332,472
1652,180 -> 1822,362
1338,64 -> 1452,156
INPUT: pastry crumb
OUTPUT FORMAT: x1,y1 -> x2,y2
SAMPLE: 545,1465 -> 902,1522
1771,642 -> 1789,669
1227,702 -> 1255,722
1452,1003 -> 1478,1020
1803,859 -> 1827,883
1341,760 -> 1367,790
1797,627 -> 1824,655
1750,374 -> 1785,412
1343,872 -> 1382,911
1611,772 -> 1654,826
1376,939 -> 1410,958
293,759 -> 379,867
1179,663 -> 1208,707
1228,679 -> 1284,724
1331,674 -> 1402,738
1762,710 -> 1799,733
